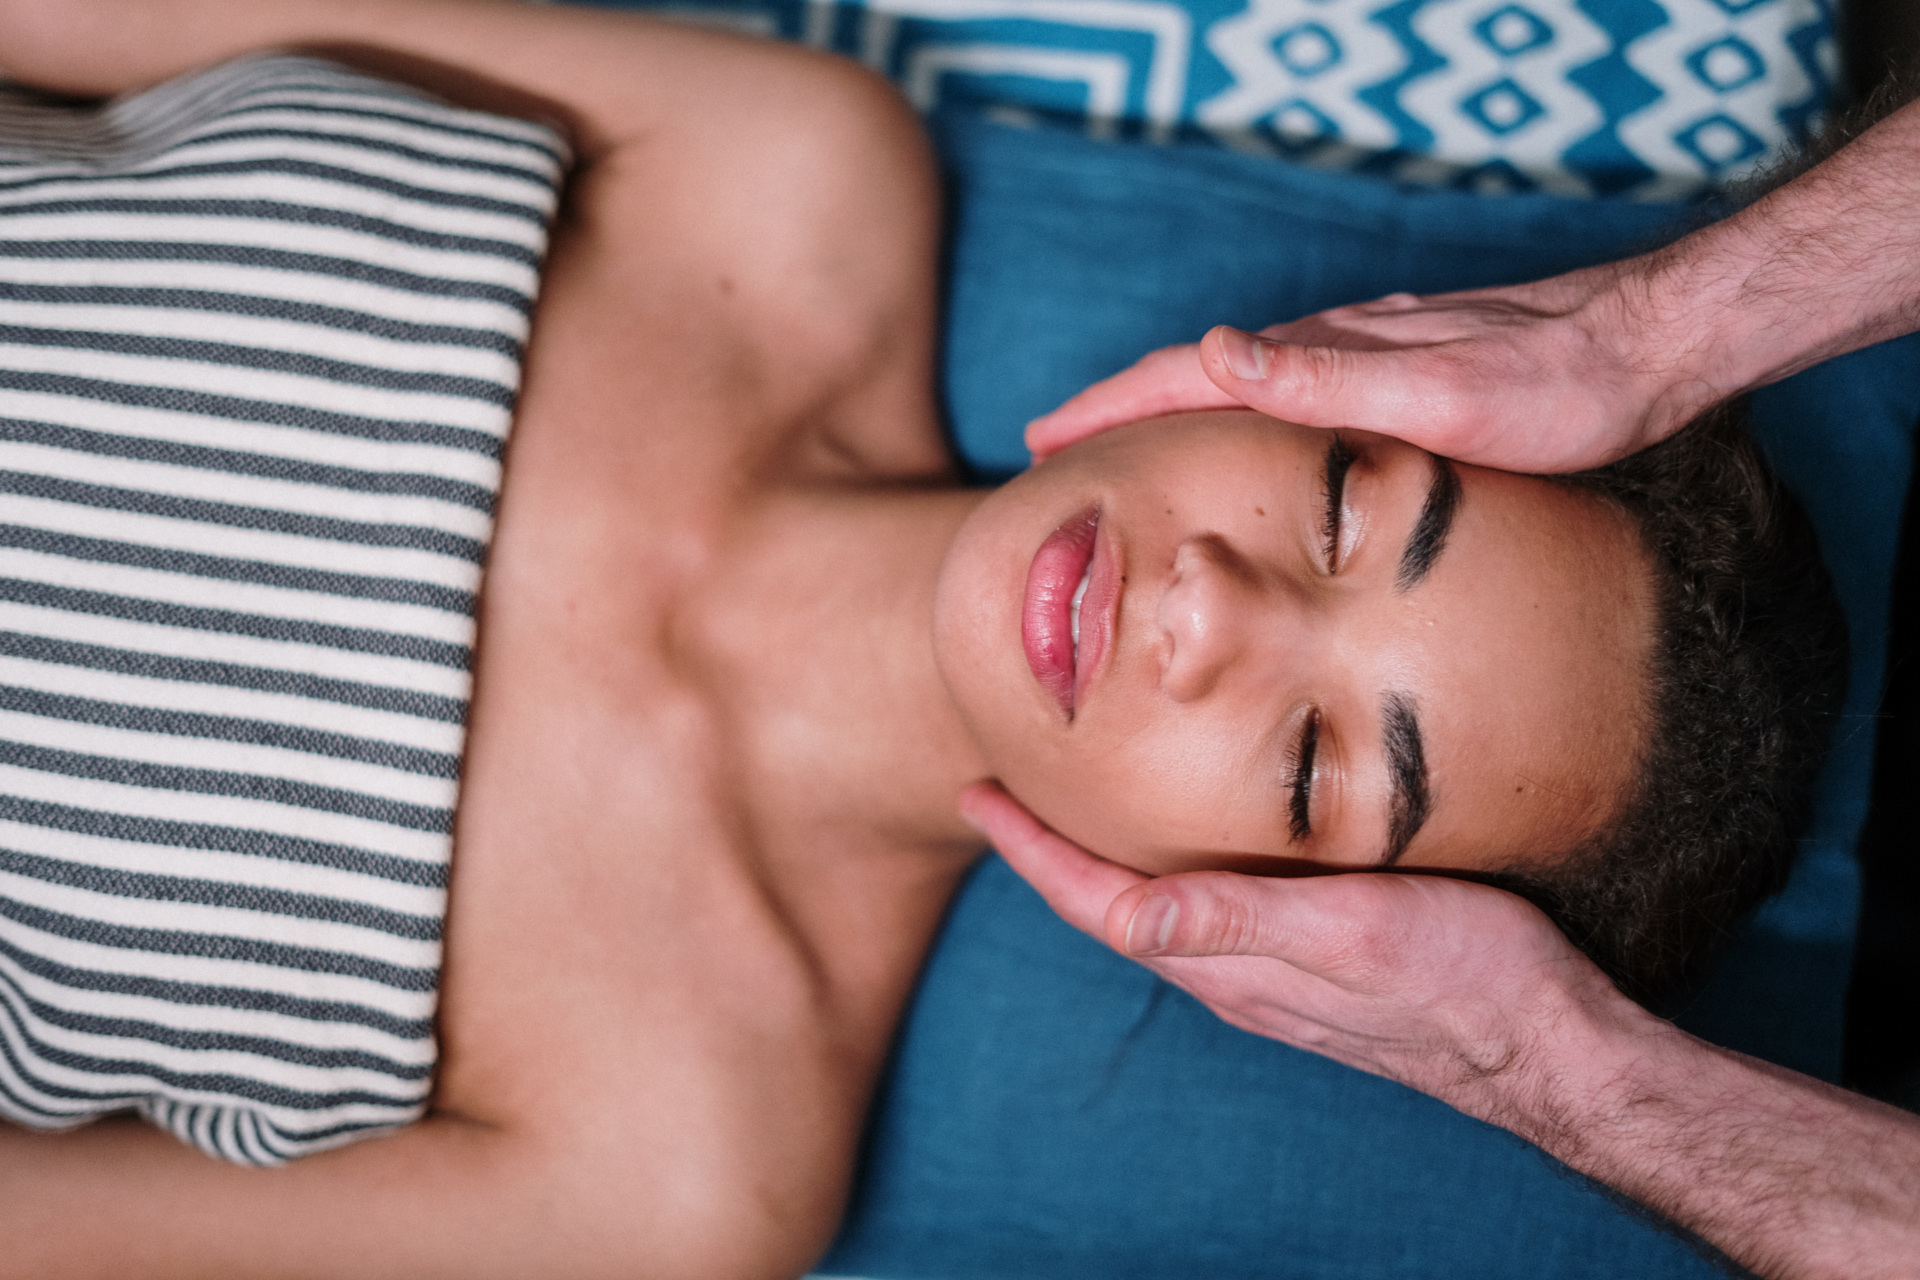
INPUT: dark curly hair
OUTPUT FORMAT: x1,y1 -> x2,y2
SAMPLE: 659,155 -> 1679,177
1482,401 -> 1848,1002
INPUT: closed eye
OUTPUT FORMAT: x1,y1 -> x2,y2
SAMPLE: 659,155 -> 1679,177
1321,434 -> 1355,570
1287,709 -> 1320,841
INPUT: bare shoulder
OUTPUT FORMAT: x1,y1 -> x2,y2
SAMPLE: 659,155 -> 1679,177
0,0 -> 952,482
530,35 -> 951,486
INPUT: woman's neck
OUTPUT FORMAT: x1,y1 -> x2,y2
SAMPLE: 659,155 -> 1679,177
688,481 -> 995,855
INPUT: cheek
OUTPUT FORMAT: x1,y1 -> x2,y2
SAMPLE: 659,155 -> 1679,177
997,702 -> 1282,871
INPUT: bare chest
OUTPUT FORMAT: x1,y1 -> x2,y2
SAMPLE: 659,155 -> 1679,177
417,424 -> 962,1141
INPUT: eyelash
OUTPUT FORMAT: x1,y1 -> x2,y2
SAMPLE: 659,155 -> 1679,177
1321,435 -> 1355,571
1287,709 -> 1319,841
1291,436 -> 1351,841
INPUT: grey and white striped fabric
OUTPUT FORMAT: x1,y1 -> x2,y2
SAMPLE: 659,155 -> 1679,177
0,56 -> 566,1164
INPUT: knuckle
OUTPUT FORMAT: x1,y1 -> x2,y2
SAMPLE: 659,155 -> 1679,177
1288,345 -> 1353,410
1183,874 -> 1267,955
1313,881 -> 1414,976
1209,897 -> 1263,957
1330,919 -> 1390,972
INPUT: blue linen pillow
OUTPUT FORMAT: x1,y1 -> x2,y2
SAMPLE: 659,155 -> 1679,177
815,108 -> 1919,1280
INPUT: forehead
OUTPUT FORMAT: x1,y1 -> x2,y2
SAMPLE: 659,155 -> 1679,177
1396,464 -> 1655,869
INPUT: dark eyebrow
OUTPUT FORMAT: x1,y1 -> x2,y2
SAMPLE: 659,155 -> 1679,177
1395,455 -> 1462,592
1380,692 -> 1431,867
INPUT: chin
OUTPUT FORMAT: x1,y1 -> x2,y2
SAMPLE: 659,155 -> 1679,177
930,465 -> 1064,740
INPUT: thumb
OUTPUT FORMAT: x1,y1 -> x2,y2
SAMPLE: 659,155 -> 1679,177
1200,325 -> 1461,441
1105,871 -> 1395,983
1106,872 -> 1318,961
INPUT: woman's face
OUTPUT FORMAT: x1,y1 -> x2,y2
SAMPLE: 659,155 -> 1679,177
933,412 -> 1656,876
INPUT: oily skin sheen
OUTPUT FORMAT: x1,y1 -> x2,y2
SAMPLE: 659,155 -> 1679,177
935,411 -> 1658,877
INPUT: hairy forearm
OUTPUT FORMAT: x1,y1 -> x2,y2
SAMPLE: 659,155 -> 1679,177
1623,93 -> 1920,413
1481,997 -> 1920,1280
973,788 -> 1920,1280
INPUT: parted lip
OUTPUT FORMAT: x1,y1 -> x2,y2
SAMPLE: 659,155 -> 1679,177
1023,508 -> 1096,714
1021,506 -> 1120,718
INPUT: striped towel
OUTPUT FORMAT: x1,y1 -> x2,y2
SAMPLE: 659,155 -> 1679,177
0,56 -> 566,1165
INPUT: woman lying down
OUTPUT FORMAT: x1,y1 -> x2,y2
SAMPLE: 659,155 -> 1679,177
0,1 -> 1845,1277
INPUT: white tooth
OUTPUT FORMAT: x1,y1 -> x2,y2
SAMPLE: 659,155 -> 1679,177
1069,562 -> 1092,652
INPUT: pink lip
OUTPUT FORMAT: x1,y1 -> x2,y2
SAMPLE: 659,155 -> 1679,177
1021,507 -> 1119,717
1073,518 -> 1119,712
1023,508 -> 1097,714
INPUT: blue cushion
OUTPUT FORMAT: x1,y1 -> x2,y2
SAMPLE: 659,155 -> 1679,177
816,109 -> 1920,1279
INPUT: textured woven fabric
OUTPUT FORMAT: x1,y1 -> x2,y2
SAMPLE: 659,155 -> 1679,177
0,56 -> 564,1165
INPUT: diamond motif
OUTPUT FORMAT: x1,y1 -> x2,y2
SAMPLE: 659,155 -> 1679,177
1674,112 -> 1767,170
1461,77 -> 1545,135
1270,21 -> 1343,76
1686,36 -> 1765,91
1473,5 -> 1554,56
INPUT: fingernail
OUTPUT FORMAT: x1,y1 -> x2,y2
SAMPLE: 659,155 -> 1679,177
1218,327 -> 1271,382
1125,895 -> 1179,956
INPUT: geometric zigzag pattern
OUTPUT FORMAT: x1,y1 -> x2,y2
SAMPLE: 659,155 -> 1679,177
569,0 -> 1837,197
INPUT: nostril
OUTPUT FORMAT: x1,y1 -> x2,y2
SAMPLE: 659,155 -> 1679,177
1168,534 -> 1223,588
1158,536 -> 1246,702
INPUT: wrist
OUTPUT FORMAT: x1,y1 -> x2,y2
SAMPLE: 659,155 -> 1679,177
1563,248 -> 1754,447
1618,99 -> 1920,424
1634,222 -> 1817,404
1451,971 -> 1680,1163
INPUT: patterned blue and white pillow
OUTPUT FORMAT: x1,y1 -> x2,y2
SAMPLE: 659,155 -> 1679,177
570,0 -> 1837,197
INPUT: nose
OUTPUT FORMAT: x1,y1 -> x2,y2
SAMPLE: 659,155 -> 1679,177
1157,534 -> 1273,702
